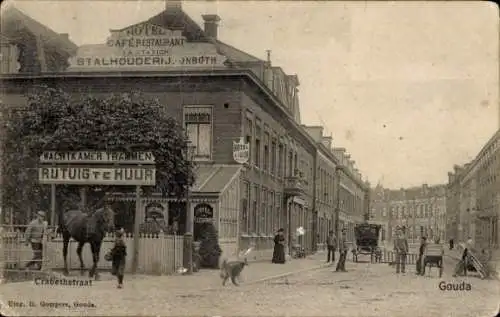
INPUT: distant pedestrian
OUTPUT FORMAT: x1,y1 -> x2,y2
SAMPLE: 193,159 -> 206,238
449,238 -> 454,250
272,228 -> 286,264
326,230 -> 336,264
416,236 -> 427,275
461,237 -> 474,276
24,211 -> 47,270
110,229 -> 127,289
335,228 -> 348,272
393,226 -> 409,274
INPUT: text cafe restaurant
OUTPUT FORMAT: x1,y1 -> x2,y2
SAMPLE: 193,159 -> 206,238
2,5 -> 312,259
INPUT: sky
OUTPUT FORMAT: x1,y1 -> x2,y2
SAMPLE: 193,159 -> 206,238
5,0 -> 499,189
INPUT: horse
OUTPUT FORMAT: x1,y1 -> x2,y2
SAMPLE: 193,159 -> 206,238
57,205 -> 114,279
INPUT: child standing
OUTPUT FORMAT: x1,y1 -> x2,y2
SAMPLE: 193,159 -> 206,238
111,229 -> 127,288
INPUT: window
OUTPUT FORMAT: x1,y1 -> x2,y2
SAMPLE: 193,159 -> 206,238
240,181 -> 250,234
278,143 -> 284,177
263,132 -> 270,172
294,153 -> 298,175
260,188 -> 267,234
276,193 -> 282,229
288,151 -> 293,176
251,185 -> 259,233
245,116 -> 253,165
268,191 -> 274,234
271,139 -> 277,175
184,106 -> 212,160
255,124 -> 261,168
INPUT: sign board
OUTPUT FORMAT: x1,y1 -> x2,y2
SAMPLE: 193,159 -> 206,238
38,166 -> 156,185
40,151 -> 155,164
194,203 -> 214,223
233,137 -> 250,164
67,22 -> 227,71
38,151 -> 156,186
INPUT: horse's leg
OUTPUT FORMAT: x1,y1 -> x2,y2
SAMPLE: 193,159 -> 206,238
76,242 -> 85,276
89,241 -> 101,280
62,233 -> 70,276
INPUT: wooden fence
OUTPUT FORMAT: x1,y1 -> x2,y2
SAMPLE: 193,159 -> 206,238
1,226 -> 184,278
46,232 -> 184,275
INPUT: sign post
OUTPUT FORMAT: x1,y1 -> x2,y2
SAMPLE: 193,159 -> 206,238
132,185 -> 141,273
38,151 -> 156,274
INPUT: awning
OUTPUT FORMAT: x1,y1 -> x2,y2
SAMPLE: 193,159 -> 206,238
105,164 -> 242,202
192,164 -> 242,195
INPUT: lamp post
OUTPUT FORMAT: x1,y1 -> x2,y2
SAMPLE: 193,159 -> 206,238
183,142 -> 196,275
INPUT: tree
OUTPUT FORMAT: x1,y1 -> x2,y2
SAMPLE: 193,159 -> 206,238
1,86 -> 195,223
197,223 -> 222,268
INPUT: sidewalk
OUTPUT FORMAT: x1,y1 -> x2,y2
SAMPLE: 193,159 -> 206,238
118,251 -> 332,292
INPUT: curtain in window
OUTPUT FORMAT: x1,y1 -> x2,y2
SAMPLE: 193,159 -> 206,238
197,124 -> 211,157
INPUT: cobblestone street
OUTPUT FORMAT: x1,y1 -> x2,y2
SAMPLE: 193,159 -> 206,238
1,254 -> 498,316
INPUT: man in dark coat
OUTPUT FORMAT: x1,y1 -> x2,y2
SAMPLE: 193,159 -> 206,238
335,228 -> 348,272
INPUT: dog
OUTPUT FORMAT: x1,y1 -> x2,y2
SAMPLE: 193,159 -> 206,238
220,257 -> 248,286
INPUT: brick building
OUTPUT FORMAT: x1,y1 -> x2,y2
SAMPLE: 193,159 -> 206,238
368,184 -> 391,242
303,126 -> 370,248
446,129 -> 500,250
1,3 -> 370,259
371,184 -> 446,243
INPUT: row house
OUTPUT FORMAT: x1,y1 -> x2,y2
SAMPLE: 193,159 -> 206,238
303,126 -> 370,247
373,184 -> 446,243
447,129 -> 500,250
332,148 -> 370,244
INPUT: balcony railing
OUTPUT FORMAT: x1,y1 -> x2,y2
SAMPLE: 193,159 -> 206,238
284,176 -> 305,197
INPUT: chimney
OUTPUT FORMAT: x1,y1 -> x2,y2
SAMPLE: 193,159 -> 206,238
202,14 -> 221,39
166,0 -> 182,11
59,33 -> 69,40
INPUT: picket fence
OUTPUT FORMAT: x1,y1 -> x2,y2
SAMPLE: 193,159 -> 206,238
1,227 -> 184,276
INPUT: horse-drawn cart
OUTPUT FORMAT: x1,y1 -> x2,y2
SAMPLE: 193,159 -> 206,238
352,223 -> 382,263
422,243 -> 444,277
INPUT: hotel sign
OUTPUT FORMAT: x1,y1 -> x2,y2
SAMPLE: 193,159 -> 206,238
38,151 -> 156,186
67,22 -> 227,71
233,137 -> 250,164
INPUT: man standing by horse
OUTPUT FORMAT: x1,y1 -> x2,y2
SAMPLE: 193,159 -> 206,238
25,211 -> 47,270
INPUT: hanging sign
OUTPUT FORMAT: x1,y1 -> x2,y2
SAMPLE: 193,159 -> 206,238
67,22 -> 227,71
233,137 -> 250,164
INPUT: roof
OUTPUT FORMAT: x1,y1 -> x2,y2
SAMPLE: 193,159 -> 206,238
146,9 -> 207,42
215,40 -> 263,63
192,164 -> 242,194
1,6 -> 77,54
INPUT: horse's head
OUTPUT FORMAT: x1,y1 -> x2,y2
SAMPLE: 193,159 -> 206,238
94,205 -> 115,232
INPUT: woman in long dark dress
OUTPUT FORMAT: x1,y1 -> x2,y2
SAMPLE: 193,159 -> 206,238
272,228 -> 286,264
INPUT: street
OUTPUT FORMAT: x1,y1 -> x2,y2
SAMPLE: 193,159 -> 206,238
1,256 -> 498,317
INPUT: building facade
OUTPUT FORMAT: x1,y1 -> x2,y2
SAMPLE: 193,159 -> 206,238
369,185 -> 391,242
371,184 -> 446,243
446,129 -> 500,250
303,126 -> 370,248
1,3 -> 370,259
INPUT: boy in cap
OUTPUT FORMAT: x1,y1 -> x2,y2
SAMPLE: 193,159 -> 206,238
110,229 -> 127,288
25,211 -> 47,270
